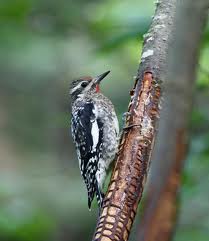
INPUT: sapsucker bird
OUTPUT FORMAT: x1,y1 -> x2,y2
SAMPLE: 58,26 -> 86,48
70,71 -> 119,209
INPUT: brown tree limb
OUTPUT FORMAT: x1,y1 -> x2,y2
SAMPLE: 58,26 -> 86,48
137,130 -> 187,241
92,0 -> 176,241
137,1 -> 209,241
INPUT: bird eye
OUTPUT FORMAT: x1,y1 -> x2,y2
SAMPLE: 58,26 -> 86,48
81,82 -> 88,87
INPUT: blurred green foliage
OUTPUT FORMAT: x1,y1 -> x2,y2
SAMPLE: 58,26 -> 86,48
0,0 -> 209,241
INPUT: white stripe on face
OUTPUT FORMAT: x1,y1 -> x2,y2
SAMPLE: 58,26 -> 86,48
70,81 -> 89,95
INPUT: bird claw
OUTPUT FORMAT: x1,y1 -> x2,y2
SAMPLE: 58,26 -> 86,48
123,124 -> 141,130
122,112 -> 131,129
122,112 -> 141,131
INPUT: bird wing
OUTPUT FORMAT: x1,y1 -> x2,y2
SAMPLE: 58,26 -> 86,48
71,102 -> 103,208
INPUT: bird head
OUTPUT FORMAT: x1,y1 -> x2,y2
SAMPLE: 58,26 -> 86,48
70,71 -> 110,101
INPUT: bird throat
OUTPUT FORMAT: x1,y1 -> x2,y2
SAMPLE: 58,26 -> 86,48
96,84 -> 100,93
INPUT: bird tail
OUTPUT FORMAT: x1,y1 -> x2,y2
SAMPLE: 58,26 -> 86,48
87,186 -> 95,210
86,180 -> 104,210
95,181 -> 104,209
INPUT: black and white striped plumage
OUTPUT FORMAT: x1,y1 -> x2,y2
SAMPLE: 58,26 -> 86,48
70,71 -> 119,209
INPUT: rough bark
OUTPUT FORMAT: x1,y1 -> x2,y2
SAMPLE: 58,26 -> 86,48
92,1 -> 176,241
137,1 -> 209,241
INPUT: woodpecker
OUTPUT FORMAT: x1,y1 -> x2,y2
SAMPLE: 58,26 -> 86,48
70,71 -> 119,209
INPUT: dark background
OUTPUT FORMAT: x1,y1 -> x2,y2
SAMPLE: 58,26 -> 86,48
0,0 -> 209,240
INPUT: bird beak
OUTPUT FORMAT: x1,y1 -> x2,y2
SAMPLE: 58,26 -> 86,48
93,70 -> 110,84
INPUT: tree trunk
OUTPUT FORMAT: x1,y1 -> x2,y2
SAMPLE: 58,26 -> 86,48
137,1 -> 209,241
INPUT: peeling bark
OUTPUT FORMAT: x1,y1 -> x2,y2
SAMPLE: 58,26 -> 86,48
92,1 -> 176,241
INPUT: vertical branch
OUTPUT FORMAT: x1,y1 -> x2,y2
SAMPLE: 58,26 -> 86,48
92,0 -> 176,241
137,1 -> 209,241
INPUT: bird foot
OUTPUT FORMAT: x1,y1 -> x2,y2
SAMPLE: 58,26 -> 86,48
122,112 -> 131,129
122,112 -> 141,130
123,124 -> 141,130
